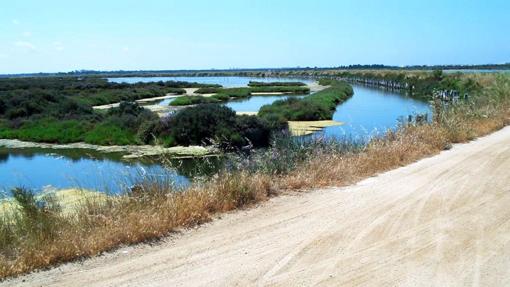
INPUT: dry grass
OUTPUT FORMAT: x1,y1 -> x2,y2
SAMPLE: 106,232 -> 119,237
0,75 -> 509,280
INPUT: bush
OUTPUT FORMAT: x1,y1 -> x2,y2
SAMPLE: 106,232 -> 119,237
54,99 -> 93,119
235,115 -> 272,147
137,120 -> 159,144
0,99 -> 5,114
108,101 -> 145,117
250,86 -> 310,94
84,122 -> 137,145
169,96 -> 220,106
195,87 -> 220,94
106,102 -> 158,131
0,119 -> 92,143
215,88 -> 251,98
211,93 -> 230,101
165,104 -> 238,146
259,81 -> 353,121
259,98 -> 330,121
164,104 -> 273,149
248,81 -> 306,87
318,78 -> 335,86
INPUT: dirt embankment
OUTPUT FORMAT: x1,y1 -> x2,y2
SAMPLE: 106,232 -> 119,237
4,127 -> 510,287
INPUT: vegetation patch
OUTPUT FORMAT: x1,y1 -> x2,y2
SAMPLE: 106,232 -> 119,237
248,81 -> 307,87
195,87 -> 221,94
0,119 -> 92,143
259,80 -> 353,122
310,70 -> 480,100
169,96 -> 221,106
250,86 -> 309,94
0,77 -> 219,145
159,104 -> 273,149
215,87 -> 252,98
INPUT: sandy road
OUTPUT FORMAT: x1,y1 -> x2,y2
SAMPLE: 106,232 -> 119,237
4,126 -> 510,287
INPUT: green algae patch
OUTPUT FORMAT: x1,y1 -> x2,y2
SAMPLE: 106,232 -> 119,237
288,120 -> 343,136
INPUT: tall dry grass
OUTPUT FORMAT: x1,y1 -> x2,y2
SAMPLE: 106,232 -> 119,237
0,74 -> 509,279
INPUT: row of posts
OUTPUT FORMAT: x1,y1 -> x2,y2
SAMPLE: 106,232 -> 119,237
406,113 -> 429,125
298,75 -> 470,106
341,77 -> 409,91
432,89 -> 468,103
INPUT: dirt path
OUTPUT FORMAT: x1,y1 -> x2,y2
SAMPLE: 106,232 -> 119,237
4,127 -> 510,287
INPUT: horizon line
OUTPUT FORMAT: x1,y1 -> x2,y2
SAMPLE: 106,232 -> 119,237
2,62 -> 509,77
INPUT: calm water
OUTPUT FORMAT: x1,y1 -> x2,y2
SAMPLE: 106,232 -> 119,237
321,85 -> 431,140
151,95 -> 306,112
156,98 -> 175,106
225,95 -> 306,112
108,76 -> 314,87
0,148 -> 191,195
1,77 -> 432,194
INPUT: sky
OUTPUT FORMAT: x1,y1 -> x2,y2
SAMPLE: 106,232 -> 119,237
1,0 -> 509,74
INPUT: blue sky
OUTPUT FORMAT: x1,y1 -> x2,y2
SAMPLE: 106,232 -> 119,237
1,0 -> 509,74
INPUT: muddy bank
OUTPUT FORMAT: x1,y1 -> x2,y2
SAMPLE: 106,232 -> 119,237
288,120 -> 343,136
0,139 -> 218,159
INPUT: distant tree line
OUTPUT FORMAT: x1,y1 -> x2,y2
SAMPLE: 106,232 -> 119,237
2,64 -> 508,78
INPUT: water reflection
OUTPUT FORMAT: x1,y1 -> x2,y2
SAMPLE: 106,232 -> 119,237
0,147 -> 190,195
322,84 -> 432,140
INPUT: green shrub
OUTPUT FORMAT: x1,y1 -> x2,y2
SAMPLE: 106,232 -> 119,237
0,99 -> 6,114
248,81 -> 306,87
211,93 -> 230,101
165,104 -> 238,146
215,88 -> 251,98
84,122 -> 137,145
318,78 -> 335,86
137,120 -> 159,144
164,104 -> 273,148
160,135 -> 176,147
250,86 -> 310,94
235,115 -> 272,147
106,102 -> 159,131
195,87 -> 220,94
169,96 -> 220,106
0,119 -> 91,143
259,81 -> 353,121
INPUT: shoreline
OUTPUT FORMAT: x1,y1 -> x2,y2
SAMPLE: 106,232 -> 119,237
92,88 -> 200,110
288,120 -> 343,136
92,93 -> 180,110
0,139 -> 218,159
92,82 -> 324,111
